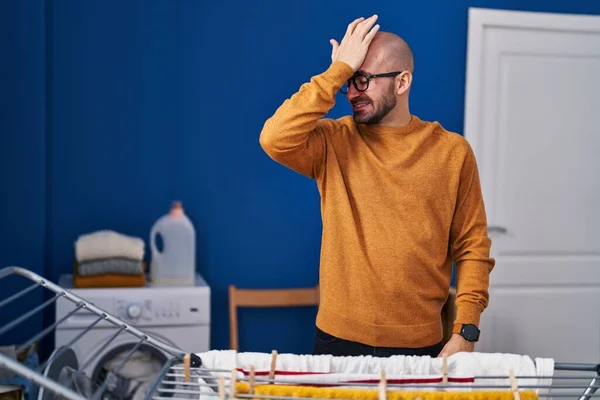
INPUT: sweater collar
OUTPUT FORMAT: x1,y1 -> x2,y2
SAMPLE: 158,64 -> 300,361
358,115 -> 424,136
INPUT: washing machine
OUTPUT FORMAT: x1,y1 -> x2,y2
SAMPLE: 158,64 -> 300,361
53,273 -> 210,399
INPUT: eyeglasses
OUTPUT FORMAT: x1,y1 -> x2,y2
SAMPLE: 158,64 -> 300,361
340,71 -> 403,94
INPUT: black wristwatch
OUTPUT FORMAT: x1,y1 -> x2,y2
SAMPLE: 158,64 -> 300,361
459,324 -> 480,342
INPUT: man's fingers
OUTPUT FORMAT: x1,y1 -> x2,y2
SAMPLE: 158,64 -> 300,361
333,15 -> 380,70
330,39 -> 339,59
363,23 -> 380,43
356,15 -> 379,38
345,17 -> 365,37
438,346 -> 448,357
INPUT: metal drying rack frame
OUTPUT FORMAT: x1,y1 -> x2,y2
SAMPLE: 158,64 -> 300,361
0,266 -> 202,400
0,266 -> 599,400
148,359 -> 600,400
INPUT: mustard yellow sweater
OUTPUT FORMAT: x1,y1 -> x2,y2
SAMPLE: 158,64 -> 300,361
259,61 -> 495,348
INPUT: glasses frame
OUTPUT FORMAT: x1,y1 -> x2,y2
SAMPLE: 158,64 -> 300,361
340,70 -> 404,94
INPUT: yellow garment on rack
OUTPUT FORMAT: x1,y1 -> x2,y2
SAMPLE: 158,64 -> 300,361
234,382 -> 538,400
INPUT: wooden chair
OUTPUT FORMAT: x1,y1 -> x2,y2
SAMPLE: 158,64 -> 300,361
228,284 -> 457,351
228,284 -> 320,351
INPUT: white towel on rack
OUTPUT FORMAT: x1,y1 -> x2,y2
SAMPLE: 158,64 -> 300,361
195,350 -> 554,393
198,350 -> 437,376
535,357 -> 555,397
74,230 -> 145,262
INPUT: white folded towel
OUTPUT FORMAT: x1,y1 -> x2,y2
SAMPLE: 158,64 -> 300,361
195,350 -> 554,394
75,230 -> 145,262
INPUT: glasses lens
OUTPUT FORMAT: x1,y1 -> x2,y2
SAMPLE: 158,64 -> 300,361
341,81 -> 349,94
354,75 -> 368,91
340,75 -> 369,94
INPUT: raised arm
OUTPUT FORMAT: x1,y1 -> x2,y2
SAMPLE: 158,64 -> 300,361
259,15 -> 380,179
258,62 -> 352,178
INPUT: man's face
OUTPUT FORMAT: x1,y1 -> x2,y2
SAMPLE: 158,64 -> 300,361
345,73 -> 397,125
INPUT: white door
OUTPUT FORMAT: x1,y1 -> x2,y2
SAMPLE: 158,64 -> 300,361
463,8 -> 600,364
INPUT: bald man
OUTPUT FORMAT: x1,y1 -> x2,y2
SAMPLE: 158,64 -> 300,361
259,15 -> 494,358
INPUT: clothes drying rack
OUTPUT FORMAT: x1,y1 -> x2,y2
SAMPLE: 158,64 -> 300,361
0,266 -> 598,400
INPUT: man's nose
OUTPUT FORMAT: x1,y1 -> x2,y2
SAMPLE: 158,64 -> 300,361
345,84 -> 361,100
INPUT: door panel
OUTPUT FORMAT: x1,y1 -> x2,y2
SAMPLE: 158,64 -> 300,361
483,286 -> 600,363
463,8 -> 600,363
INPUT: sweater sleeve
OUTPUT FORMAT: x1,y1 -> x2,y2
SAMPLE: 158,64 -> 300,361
259,61 -> 355,179
450,141 -> 496,334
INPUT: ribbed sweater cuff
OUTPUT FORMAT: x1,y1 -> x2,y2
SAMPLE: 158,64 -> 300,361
452,302 -> 483,334
326,61 -> 355,83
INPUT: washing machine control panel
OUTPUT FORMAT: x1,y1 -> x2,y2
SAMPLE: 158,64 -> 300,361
113,291 -> 210,326
55,274 -> 211,330
117,299 -> 181,322
116,299 -> 187,323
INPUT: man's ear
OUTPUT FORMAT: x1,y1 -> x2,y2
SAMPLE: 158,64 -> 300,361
396,71 -> 412,95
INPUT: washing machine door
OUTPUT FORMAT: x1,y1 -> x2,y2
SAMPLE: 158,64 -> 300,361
87,333 -> 177,400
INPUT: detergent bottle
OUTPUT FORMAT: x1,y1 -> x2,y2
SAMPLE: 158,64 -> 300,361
150,201 -> 196,286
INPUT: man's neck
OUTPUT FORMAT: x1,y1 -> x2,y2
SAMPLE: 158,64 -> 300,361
376,106 -> 412,127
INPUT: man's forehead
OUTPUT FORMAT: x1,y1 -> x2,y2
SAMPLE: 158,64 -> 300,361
359,54 -> 387,74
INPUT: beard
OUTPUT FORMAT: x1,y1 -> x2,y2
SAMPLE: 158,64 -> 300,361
351,83 -> 397,125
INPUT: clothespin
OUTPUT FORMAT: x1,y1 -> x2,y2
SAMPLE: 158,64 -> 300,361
248,365 -> 256,395
218,375 -> 225,400
269,350 -> 278,382
231,368 -> 237,399
509,369 -> 520,400
442,355 -> 448,387
231,351 -> 238,398
183,353 -> 191,383
378,370 -> 387,400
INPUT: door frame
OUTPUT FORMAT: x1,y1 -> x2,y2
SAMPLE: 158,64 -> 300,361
463,7 -> 600,226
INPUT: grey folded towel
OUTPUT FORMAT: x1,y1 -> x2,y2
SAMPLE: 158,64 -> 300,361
77,258 -> 144,276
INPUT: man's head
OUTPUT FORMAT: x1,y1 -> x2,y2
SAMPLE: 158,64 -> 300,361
343,31 -> 414,125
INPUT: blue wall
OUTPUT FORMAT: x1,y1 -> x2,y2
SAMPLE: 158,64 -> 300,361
2,0 -> 600,356
0,1 -> 47,346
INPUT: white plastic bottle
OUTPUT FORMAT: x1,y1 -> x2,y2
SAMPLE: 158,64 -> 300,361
150,201 -> 196,286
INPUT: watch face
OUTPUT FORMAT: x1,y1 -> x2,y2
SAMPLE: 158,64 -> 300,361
461,324 -> 480,341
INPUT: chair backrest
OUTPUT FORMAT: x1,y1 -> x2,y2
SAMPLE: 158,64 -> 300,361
228,284 -> 456,351
228,284 -> 320,351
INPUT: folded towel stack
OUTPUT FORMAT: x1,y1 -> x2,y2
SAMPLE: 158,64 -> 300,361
73,230 -> 147,288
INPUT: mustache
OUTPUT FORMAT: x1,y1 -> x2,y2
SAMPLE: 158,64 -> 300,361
351,97 -> 372,106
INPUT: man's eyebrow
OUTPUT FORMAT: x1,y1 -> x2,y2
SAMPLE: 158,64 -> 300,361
355,69 -> 372,76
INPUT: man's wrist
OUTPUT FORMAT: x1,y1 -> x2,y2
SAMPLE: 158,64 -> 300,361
328,61 -> 355,79
323,61 -> 356,93
453,323 -> 480,342
452,303 -> 482,335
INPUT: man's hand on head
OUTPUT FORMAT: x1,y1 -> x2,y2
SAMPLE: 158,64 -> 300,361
330,15 -> 380,72
438,334 -> 475,358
